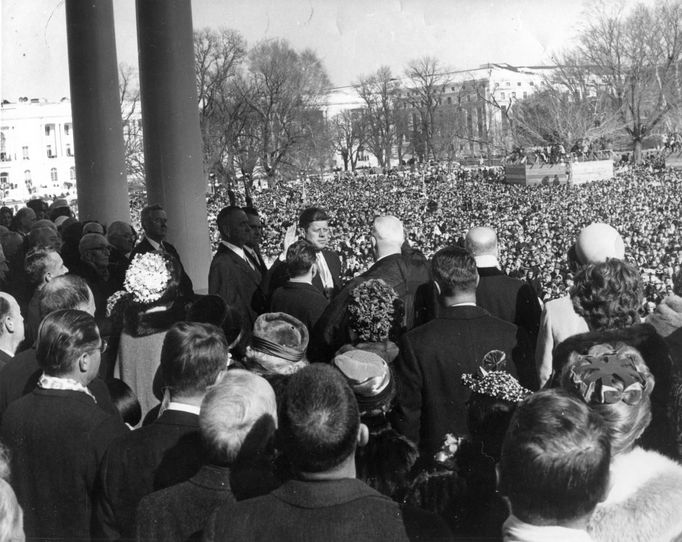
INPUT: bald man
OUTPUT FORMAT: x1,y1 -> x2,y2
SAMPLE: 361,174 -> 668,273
0,293 -> 24,367
465,227 -> 541,378
312,216 -> 431,361
535,223 -> 626,386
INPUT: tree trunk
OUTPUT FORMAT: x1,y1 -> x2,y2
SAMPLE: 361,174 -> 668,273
633,138 -> 643,164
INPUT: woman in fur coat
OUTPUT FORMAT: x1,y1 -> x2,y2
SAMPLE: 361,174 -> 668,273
559,343 -> 682,542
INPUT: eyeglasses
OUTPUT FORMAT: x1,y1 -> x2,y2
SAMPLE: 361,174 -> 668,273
91,339 -> 108,354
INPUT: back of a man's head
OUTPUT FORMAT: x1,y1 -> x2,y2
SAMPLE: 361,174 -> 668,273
285,239 -> 316,278
279,364 -> 360,474
160,322 -> 228,398
200,369 -> 277,466
371,216 -> 405,253
465,226 -> 498,258
431,245 -> 478,297
575,223 -> 625,266
498,388 -> 611,526
38,274 -> 94,320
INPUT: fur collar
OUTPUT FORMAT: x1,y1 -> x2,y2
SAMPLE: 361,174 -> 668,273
588,447 -> 682,542
123,302 -> 185,337
646,294 -> 682,338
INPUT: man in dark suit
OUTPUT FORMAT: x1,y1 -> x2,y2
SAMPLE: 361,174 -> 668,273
130,204 -> 194,300
136,370 -> 279,542
243,206 -> 269,276
205,364 -> 411,542
312,216 -> 431,361
69,233 -> 118,319
95,322 -> 229,540
0,275 -> 116,419
270,240 -> 329,335
106,220 -> 137,289
265,207 -> 343,301
465,226 -> 541,354
391,246 -> 534,458
209,206 -> 266,337
1,309 -> 127,540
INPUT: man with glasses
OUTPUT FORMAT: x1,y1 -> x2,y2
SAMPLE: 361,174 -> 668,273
71,233 -> 116,319
0,309 -> 126,540
107,221 -> 137,289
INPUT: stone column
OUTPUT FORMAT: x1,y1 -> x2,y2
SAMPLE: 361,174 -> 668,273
136,0 -> 210,292
65,0 -> 130,223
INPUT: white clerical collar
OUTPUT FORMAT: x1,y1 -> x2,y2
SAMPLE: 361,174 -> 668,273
145,236 -> 163,251
166,401 -> 201,416
222,240 -> 245,260
448,302 -> 477,307
474,255 -> 500,269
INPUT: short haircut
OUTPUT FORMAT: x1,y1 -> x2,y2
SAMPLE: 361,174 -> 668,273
140,204 -> 164,227
38,274 -> 92,320
106,379 -> 142,427
560,343 -> 654,455
160,322 -> 228,396
498,388 -> 611,524
36,309 -> 100,376
298,207 -> 329,231
279,364 -> 359,473
570,259 -> 643,331
243,207 -> 260,218
286,240 -> 316,277
431,245 -> 478,296
200,369 -> 277,466
216,206 -> 244,229
24,247 -> 56,285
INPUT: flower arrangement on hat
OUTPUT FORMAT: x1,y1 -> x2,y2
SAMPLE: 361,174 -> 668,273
107,251 -> 178,322
347,278 -> 404,344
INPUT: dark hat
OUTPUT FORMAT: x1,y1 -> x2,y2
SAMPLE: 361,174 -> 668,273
333,349 -> 394,415
49,198 -> 69,211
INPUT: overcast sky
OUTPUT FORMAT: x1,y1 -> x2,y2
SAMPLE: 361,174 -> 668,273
3,0 -> 598,101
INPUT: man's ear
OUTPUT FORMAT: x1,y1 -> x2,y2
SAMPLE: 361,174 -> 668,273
77,351 -> 90,373
357,423 -> 369,448
4,315 -> 13,333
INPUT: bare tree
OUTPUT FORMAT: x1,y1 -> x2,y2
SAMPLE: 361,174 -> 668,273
119,64 -> 144,181
330,109 -> 366,171
574,1 -> 682,162
404,56 -> 452,161
355,66 -> 400,168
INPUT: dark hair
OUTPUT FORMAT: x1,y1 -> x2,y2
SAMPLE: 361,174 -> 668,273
24,247 -> 57,286
36,309 -> 100,376
570,259 -> 643,331
298,207 -> 329,231
140,204 -> 165,227
0,297 -> 10,325
285,239 -> 316,277
243,206 -> 260,218
217,206 -> 244,228
38,274 -> 92,320
106,378 -> 142,427
431,246 -> 478,296
186,295 -> 243,347
279,364 -> 359,473
467,393 -> 517,462
160,322 -> 228,396
498,389 -> 611,524
26,198 -> 48,215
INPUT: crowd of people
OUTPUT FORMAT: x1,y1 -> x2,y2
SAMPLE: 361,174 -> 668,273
0,160 -> 681,541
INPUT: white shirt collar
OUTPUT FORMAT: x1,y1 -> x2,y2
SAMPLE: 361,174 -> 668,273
448,302 -> 477,307
503,515 -> 593,542
145,236 -> 162,251
38,373 -> 97,402
166,401 -> 201,416
474,255 -> 500,269
222,240 -> 245,260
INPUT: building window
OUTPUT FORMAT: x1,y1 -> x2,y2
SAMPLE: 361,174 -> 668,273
24,170 -> 31,182
64,124 -> 71,136
22,146 -> 29,159
447,96 -> 452,104
500,92 -> 505,100
512,92 -> 517,98
46,145 -> 55,158
517,82 -> 522,86
45,126 -> 51,136
50,168 -> 58,183
530,81 -> 535,86
70,167 -> 76,180
523,91 -> 528,99
506,81 -> 511,87
66,144 -> 73,157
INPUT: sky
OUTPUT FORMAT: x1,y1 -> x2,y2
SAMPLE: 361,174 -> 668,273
2,0 -> 597,101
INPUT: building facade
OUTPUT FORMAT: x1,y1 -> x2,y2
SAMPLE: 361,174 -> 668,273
0,98 -> 78,204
